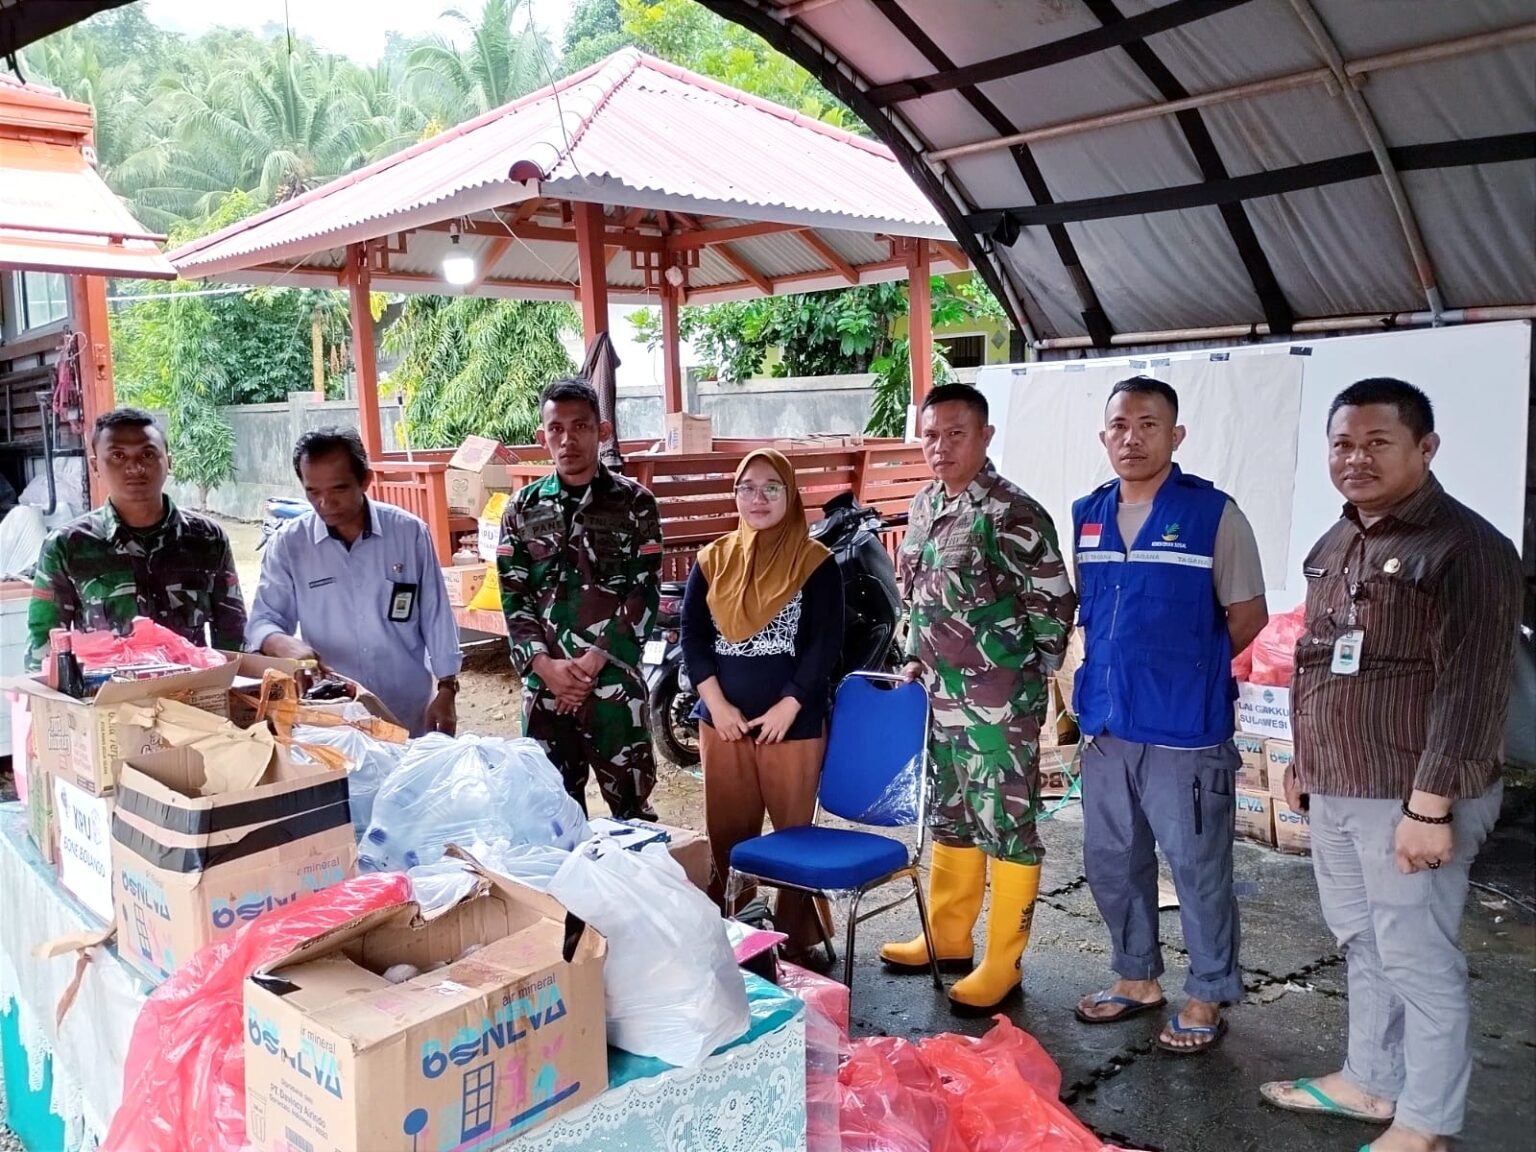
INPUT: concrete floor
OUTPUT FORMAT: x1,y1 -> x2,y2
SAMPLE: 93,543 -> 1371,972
842,795 -> 1536,1152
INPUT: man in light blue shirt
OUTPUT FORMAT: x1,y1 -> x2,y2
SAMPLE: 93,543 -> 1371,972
247,427 -> 463,736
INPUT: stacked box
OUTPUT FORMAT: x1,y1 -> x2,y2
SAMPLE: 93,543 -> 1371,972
1235,789 -> 1276,847
1233,733 -> 1267,792
1264,739 -> 1293,800
1273,799 -> 1312,855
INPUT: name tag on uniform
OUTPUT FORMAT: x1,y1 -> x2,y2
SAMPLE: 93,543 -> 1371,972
1331,628 -> 1364,675
389,582 -> 418,622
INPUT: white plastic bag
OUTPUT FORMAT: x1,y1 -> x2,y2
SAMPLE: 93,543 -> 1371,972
549,839 -> 749,1067
289,723 -> 405,836
360,733 -> 589,871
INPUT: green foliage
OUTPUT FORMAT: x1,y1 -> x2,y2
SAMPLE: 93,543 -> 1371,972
560,0 -> 628,75
111,192 -> 351,409
384,296 -> 577,448
158,293 -> 235,508
617,0 -> 859,130
406,0 -> 554,119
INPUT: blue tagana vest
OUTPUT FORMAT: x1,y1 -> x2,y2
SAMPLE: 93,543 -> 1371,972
1072,465 -> 1235,748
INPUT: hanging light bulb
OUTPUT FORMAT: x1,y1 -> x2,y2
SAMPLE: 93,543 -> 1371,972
442,219 -> 476,286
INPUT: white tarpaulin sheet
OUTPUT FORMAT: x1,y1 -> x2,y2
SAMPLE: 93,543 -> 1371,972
988,353 -> 1305,589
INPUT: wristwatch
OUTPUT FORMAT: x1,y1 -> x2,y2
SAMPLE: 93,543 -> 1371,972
436,676 -> 460,694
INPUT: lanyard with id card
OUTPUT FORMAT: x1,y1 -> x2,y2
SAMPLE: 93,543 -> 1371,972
1333,562 -> 1368,675
389,571 -> 418,622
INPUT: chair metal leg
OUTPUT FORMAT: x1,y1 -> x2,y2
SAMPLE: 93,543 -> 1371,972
815,895 -> 837,967
842,887 -> 867,993
909,868 -> 945,991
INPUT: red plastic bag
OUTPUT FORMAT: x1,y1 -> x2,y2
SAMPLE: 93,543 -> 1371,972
840,1036 -> 963,1152
1249,605 -> 1307,686
780,959 -> 851,1046
102,873 -> 411,1152
920,1017 -> 1101,1152
72,616 -> 227,672
840,1018 -> 1109,1152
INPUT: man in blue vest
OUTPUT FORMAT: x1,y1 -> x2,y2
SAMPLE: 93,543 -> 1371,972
1071,375 -> 1269,1055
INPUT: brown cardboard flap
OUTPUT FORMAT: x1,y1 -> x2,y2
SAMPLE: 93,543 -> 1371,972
254,902 -> 419,980
445,845 -> 607,963
2,654 -> 237,707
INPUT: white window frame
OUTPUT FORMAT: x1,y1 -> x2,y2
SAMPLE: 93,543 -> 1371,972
9,270 -> 72,333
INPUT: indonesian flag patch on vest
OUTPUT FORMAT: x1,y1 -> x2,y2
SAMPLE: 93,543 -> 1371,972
1079,523 -> 1103,548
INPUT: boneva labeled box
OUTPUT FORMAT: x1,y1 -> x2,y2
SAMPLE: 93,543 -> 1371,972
243,853 -> 607,1152
4,657 -> 238,796
1235,788 -> 1275,847
446,435 -> 517,514
1233,732 -> 1267,792
1273,799 -> 1311,855
111,745 -> 356,982
663,412 -> 712,454
1264,739 -> 1294,800
1236,681 -> 1292,742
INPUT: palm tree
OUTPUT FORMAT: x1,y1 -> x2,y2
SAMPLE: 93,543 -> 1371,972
385,296 -> 578,448
405,0 -> 555,121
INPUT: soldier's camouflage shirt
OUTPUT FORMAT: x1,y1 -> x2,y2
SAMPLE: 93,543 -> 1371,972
901,460 -> 1077,700
26,497 -> 247,669
497,466 -> 663,691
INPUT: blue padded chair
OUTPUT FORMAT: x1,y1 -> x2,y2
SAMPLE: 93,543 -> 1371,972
727,672 -> 943,996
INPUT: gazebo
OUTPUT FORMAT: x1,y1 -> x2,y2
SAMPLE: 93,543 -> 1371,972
170,49 -> 964,569
167,48 -> 968,434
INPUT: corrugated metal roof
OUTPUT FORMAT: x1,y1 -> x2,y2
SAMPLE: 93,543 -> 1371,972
703,0 -> 1536,346
170,49 -> 950,283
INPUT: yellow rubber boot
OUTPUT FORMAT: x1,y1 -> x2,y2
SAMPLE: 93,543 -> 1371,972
879,844 -> 986,974
947,860 -> 1041,1016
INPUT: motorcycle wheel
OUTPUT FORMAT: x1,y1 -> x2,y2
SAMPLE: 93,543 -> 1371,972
648,671 -> 701,771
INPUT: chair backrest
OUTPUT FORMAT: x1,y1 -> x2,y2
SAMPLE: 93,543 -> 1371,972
818,673 -> 929,827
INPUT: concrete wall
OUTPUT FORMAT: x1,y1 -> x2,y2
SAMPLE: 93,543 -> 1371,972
174,374 -> 904,519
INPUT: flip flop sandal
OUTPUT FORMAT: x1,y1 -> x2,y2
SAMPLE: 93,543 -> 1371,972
1073,991 -> 1168,1025
1258,1078 -> 1395,1124
1154,1013 -> 1228,1055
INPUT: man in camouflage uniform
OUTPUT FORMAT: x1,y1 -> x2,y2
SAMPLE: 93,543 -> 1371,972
27,407 -> 246,669
498,377 -> 663,820
880,383 -> 1076,1016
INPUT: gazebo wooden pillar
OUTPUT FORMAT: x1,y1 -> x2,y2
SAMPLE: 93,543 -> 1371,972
574,201 -> 611,345
905,239 -> 934,409
660,273 -> 685,414
347,241 -> 384,458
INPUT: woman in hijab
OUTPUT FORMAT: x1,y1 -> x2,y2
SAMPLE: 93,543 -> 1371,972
682,448 -> 844,963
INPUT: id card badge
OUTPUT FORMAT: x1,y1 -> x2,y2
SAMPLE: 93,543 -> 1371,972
388,582 -> 418,622
1331,628 -> 1364,675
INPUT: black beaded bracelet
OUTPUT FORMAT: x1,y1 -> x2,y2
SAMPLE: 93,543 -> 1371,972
1401,801 -> 1453,826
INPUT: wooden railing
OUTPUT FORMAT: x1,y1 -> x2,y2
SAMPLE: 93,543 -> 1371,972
373,440 -> 927,581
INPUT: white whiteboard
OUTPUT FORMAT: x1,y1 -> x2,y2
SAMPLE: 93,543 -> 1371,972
977,321 -> 1531,612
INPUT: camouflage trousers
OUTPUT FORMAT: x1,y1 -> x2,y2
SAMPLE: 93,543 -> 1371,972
524,678 -> 657,821
925,677 -> 1045,864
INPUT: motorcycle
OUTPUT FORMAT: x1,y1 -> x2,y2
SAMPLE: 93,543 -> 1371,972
257,496 -> 309,549
642,491 -> 905,770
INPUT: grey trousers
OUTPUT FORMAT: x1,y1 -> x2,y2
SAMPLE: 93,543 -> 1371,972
1311,783 -> 1502,1136
1082,734 -> 1245,1004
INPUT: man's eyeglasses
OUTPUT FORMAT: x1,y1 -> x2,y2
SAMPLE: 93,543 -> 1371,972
734,482 -> 787,501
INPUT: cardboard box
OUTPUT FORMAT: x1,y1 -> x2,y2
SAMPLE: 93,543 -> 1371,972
442,563 -> 487,608
1235,788 -> 1275,847
228,653 -> 402,733
112,746 -> 356,982
590,818 -> 711,893
243,853 -> 607,1152
446,436 -> 517,514
4,658 -> 239,796
10,692 -> 54,863
1264,739 -> 1294,800
1233,733 -> 1267,792
1236,681 -> 1292,741
772,433 -> 864,449
1273,799 -> 1311,855
54,773 -> 114,922
663,412 -> 713,454
1038,744 -> 1081,798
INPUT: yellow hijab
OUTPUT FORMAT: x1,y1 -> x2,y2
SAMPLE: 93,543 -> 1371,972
698,449 -> 831,645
